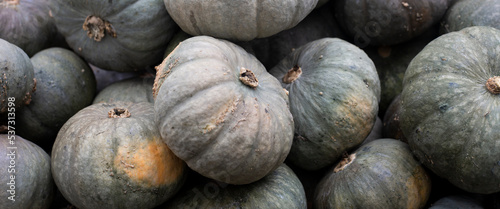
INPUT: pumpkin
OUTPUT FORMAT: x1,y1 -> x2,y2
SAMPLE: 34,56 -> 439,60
16,47 -> 96,151
153,36 -> 294,185
90,64 -> 143,92
269,38 -> 380,171
51,102 -> 186,209
93,76 -> 154,104
0,0 -> 57,57
159,164 -> 307,209
314,138 -> 431,209
382,94 -> 407,143
0,38 -> 36,114
429,195 -> 484,209
358,116 -> 383,147
51,0 -> 178,72
0,134 -> 54,209
441,0 -> 500,34
400,26 -> 500,194
163,0 -> 318,41
163,30 -> 192,59
334,0 -> 449,46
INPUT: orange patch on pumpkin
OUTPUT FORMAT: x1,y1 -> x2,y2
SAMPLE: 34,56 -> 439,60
405,165 -> 431,209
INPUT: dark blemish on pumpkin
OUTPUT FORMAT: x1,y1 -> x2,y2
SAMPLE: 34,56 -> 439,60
439,104 -> 449,113
449,82 -> 458,88
415,127 -> 421,133
362,146 -> 371,151
189,11 -> 201,34
265,108 -> 268,113
363,79 -> 369,87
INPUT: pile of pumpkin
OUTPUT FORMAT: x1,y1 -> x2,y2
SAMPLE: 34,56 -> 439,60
1,0 -> 500,208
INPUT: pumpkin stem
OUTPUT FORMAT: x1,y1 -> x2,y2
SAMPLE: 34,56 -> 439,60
333,153 -> 356,173
282,65 -> 302,84
108,108 -> 131,118
83,15 -> 117,42
239,67 -> 258,88
486,76 -> 500,94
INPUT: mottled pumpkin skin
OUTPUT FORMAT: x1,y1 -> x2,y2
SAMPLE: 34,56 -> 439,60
93,76 -> 154,104
154,36 -> 294,185
16,47 -> 96,150
335,0 -> 449,46
164,0 -> 318,41
0,38 -> 36,113
441,0 -> 500,34
269,38 -> 380,171
51,102 -> 186,209
400,26 -> 500,194
0,135 -> 54,209
314,139 -> 431,209
159,164 -> 307,208
0,0 -> 57,57
51,0 -> 178,72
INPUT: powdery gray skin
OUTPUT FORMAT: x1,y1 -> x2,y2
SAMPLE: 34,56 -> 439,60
441,0 -> 500,34
269,38 -> 380,171
154,36 -> 294,185
93,76 -> 154,104
163,0 -> 318,41
400,26 -> 500,194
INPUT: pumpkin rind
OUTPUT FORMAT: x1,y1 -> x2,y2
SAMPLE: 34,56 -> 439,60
153,36 -> 294,185
163,0 -> 318,41
269,38 -> 380,171
314,139 -> 431,209
400,26 -> 500,194
51,102 -> 186,209
441,0 -> 500,34
93,76 -> 154,104
0,134 -> 54,209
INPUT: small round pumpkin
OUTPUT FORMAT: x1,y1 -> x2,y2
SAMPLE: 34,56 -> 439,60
51,0 -> 178,72
441,0 -> 500,34
164,0 -> 318,41
153,36 -> 294,185
400,26 -> 500,194
0,134 -> 54,209
314,138 -> 432,209
51,102 -> 186,209
93,76 -> 154,104
159,164 -> 307,208
0,38 -> 36,114
269,38 -> 380,171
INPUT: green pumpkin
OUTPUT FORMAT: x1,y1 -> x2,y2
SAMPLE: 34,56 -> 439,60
314,139 -> 431,209
429,195 -> 484,209
400,26 -> 500,194
51,102 -> 186,209
269,38 -> 380,171
164,0 -> 318,41
0,134 -> 54,209
51,0 -> 178,72
382,94 -> 407,143
159,164 -> 307,208
153,36 -> 294,185
441,0 -> 500,34
93,76 -> 154,104
0,0 -> 57,57
16,47 -> 96,151
0,38 -> 36,114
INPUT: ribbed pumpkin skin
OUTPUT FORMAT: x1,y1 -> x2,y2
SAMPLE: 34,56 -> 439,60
0,38 -> 36,113
0,135 -> 54,209
163,0 -> 318,41
269,38 -> 380,171
160,164 -> 307,208
314,139 -> 431,209
51,0 -> 177,72
16,47 -> 96,148
441,0 -> 500,33
51,102 -> 186,209
400,26 -> 500,194
0,0 -> 57,57
93,77 -> 154,104
153,36 -> 294,185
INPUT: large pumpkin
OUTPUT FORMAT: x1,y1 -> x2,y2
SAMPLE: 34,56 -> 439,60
269,38 -> 380,171
400,26 -> 500,194
0,0 -> 57,57
314,139 -> 431,209
51,0 -> 178,72
153,36 -> 294,185
441,0 -> 500,33
16,47 -> 96,151
163,0 -> 318,41
93,76 -> 154,104
0,38 -> 36,114
0,134 -> 54,209
51,102 -> 186,209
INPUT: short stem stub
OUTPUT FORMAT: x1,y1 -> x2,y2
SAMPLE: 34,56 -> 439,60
83,15 -> 117,42
333,153 -> 356,173
108,108 -> 131,118
282,65 -> 302,84
486,76 -> 500,94
239,67 -> 258,88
